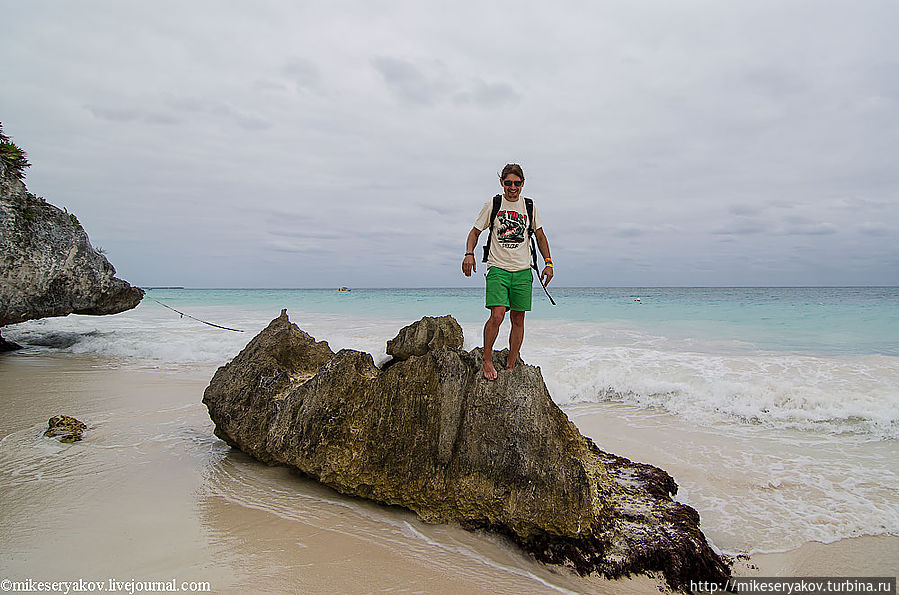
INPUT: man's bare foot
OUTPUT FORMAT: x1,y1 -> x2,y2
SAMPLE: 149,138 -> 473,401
505,361 -> 516,371
482,358 -> 498,380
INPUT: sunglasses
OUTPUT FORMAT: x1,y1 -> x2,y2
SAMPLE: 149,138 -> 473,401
503,180 -> 523,187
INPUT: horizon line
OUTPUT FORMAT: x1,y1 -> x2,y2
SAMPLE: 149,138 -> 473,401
141,285 -> 899,290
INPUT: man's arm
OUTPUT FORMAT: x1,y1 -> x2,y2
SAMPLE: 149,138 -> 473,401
462,227 -> 481,277
535,228 -> 553,285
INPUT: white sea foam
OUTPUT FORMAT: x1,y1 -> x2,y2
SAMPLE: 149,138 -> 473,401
3,302 -> 407,369
640,417 -> 899,552
524,320 -> 899,439
6,303 -> 899,439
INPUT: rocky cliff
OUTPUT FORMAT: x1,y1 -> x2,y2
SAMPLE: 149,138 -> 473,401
0,143 -> 144,342
203,312 -> 731,590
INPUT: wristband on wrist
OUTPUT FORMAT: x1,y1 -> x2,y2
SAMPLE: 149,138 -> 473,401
464,252 -> 474,256
545,263 -> 553,268
544,257 -> 553,263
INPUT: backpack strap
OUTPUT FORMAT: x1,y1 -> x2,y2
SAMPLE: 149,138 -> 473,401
481,194 -> 503,263
525,197 -> 556,305
525,197 -> 538,271
525,197 -> 535,237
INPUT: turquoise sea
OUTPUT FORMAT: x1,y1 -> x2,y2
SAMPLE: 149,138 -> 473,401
7,286 -> 899,435
136,286 -> 899,355
4,286 -> 898,553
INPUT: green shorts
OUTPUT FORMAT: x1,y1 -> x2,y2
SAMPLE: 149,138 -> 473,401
485,267 -> 533,312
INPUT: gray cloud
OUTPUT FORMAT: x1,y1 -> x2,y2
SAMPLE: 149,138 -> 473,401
610,223 -> 678,238
419,203 -> 465,217
88,95 -> 269,130
713,222 -> 769,236
282,58 -> 322,92
268,229 -> 342,241
372,57 -> 520,111
86,105 -> 142,122
857,223 -> 891,237
2,1 -> 898,287
144,112 -> 181,126
371,57 -> 449,107
163,96 -> 271,130
742,67 -> 808,99
455,79 -> 521,109
87,104 -> 182,126
784,215 -> 814,225
266,241 -> 333,256
729,204 -> 764,217
783,223 -> 838,236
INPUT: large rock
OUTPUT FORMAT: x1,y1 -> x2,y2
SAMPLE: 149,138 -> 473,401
203,312 -> 730,589
0,157 -> 144,329
385,314 -> 463,361
205,309 -> 335,463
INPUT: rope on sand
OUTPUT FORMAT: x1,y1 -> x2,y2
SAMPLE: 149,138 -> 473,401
147,296 -> 244,332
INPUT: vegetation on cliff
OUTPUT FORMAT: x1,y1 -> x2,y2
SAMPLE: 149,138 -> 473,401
0,122 -> 144,332
0,123 -> 30,181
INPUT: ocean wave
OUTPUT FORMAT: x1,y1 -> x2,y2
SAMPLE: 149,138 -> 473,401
6,307 -> 898,439
526,322 -> 899,440
2,306 -> 410,368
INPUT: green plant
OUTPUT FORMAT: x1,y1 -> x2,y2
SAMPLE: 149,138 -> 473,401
0,123 -> 31,181
69,213 -> 83,231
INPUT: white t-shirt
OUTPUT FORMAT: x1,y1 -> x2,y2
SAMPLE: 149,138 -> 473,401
473,196 -> 543,272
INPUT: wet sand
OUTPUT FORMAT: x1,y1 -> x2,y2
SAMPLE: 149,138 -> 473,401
734,535 -> 898,578
0,353 -> 657,594
1,353 -> 895,593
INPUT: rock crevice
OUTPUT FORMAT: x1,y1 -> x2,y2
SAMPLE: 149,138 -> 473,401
203,311 -> 730,589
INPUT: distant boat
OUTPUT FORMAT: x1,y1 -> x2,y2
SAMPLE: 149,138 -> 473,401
337,287 -> 351,292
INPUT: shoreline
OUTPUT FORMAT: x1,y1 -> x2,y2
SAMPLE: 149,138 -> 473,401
733,535 -> 898,578
563,399 -> 898,557
1,352 -> 895,592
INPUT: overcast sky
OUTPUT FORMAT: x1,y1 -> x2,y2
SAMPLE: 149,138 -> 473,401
3,1 -> 897,287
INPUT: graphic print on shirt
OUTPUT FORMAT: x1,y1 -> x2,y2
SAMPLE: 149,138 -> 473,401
496,210 -> 528,248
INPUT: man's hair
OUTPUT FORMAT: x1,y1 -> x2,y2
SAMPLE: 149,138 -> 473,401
499,163 -> 525,181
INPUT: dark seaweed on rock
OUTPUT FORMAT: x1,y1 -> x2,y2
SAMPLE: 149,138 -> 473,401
203,311 -> 731,590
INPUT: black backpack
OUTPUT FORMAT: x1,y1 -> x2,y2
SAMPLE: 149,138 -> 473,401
481,194 -> 555,305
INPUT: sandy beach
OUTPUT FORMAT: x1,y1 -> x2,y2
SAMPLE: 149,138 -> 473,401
1,352 -> 895,593
5,0 -> 899,589
0,353 -> 654,594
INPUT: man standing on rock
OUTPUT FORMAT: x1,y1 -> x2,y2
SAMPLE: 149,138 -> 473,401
462,163 -> 553,380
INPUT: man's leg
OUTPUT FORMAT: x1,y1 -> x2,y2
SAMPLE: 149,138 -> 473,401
505,269 -> 533,370
482,306 -> 506,380
483,268 -> 512,380
507,310 -> 525,370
